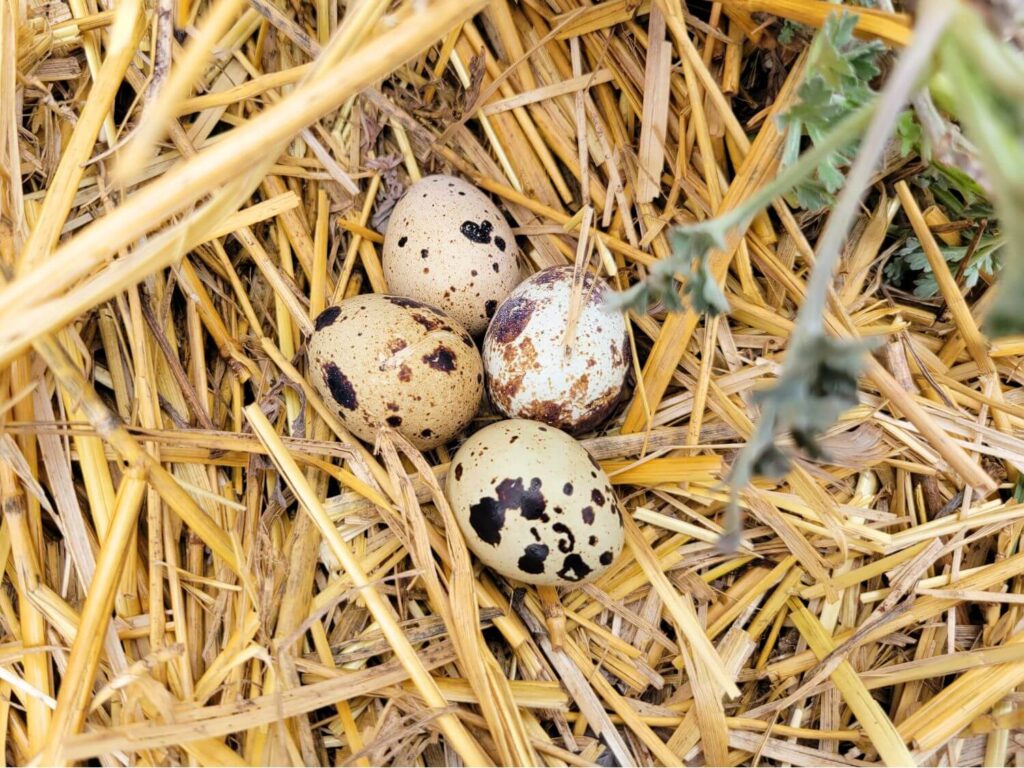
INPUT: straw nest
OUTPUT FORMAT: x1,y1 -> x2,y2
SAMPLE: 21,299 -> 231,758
2,0 -> 1023,765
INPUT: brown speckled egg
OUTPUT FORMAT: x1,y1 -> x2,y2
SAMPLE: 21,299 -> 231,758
308,295 -> 483,450
483,266 -> 629,433
446,419 -> 623,586
383,175 -> 522,335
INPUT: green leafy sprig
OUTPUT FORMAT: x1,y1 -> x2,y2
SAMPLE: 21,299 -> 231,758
936,9 -> 1024,336
777,13 -> 886,210
610,97 -> 875,315
885,232 -> 1003,298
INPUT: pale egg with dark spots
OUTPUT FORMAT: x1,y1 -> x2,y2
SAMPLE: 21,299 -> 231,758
383,175 -> 522,335
309,295 -> 483,450
446,419 -> 623,586
483,266 -> 629,433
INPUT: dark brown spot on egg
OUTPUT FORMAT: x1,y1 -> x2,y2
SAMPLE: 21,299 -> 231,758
387,338 -> 408,355
460,219 -> 493,244
600,550 -> 614,566
557,553 -> 592,582
492,262 -> 500,273
494,236 -> 506,252
518,543 -> 549,575
421,248 -> 429,259
503,477 -> 546,519
471,269 -> 478,277
454,463 -> 463,480
386,402 -> 400,412
468,498 -> 505,546
589,535 -> 598,546
421,428 -> 433,438
386,296 -> 430,310
488,296 -> 535,344
485,299 -> 498,318
398,365 -> 412,382
422,346 -> 456,372
563,483 -> 573,495
410,312 -> 446,332
581,506 -> 594,525
398,236 -> 408,247
532,266 -> 564,286
486,371 -> 524,413
510,435 -> 518,443
468,476 -> 545,546
524,400 -> 570,429
529,527 -> 541,542
386,415 -> 402,427
313,305 -> 341,331
552,522 -> 575,553
591,488 -> 606,506
322,362 -> 357,410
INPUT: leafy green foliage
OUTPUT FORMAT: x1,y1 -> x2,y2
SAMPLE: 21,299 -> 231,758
916,165 -> 993,219
777,13 -> 885,210
726,332 -> 876,547
884,233 -> 1003,297
607,220 -> 730,315
778,20 -> 810,45
755,334 -> 873,461
895,111 -> 922,157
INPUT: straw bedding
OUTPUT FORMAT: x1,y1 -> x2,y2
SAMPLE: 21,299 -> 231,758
1,0 -> 1023,764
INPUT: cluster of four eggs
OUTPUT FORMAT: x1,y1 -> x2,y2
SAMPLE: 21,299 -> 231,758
308,175 -> 628,586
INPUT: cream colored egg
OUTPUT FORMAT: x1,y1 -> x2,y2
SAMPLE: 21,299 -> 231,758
483,266 -> 629,433
383,175 -> 522,335
446,419 -> 623,586
308,295 -> 483,450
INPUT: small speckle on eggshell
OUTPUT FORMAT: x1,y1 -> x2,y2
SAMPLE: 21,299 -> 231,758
308,295 -> 483,450
446,419 -> 623,586
483,266 -> 629,433
383,175 -> 522,335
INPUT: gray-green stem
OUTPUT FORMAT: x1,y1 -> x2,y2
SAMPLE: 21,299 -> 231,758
715,101 -> 876,240
720,0 -> 958,551
797,0 -> 957,341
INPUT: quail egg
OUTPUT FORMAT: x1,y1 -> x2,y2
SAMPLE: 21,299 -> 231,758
309,295 -> 483,450
446,419 -> 623,586
383,175 -> 522,335
483,266 -> 629,433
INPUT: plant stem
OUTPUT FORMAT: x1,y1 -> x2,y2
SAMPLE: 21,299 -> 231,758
796,0 -> 957,340
717,102 -> 876,238
720,0 -> 958,551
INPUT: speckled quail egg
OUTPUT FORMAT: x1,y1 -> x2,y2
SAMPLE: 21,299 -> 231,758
308,295 -> 483,450
446,419 -> 623,586
383,175 -> 522,335
483,266 -> 629,433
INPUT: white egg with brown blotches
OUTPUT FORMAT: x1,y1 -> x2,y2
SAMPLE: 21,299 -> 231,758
446,419 -> 623,586
308,295 -> 483,450
483,266 -> 629,433
383,175 -> 522,335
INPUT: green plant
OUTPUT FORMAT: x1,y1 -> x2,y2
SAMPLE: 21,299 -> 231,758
777,13 -> 886,210
885,232 -> 1003,298
614,0 -> 1024,550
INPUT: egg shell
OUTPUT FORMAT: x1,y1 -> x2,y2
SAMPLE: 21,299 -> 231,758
308,295 -> 483,450
383,175 -> 522,335
446,419 -> 623,586
483,266 -> 629,433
